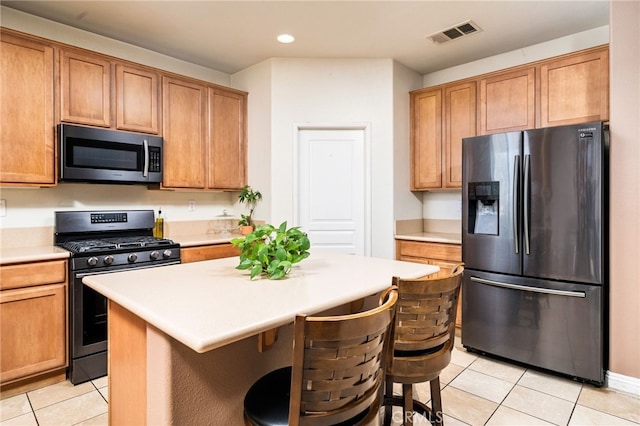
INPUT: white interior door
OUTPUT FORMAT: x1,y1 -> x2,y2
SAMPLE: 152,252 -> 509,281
297,128 -> 367,255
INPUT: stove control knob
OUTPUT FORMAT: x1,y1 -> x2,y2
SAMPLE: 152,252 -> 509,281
149,250 -> 160,260
128,253 -> 138,263
104,255 -> 114,265
87,256 -> 99,267
162,249 -> 173,259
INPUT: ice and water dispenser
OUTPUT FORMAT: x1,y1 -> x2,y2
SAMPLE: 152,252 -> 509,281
467,182 -> 499,235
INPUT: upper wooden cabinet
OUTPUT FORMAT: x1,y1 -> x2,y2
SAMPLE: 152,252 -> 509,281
116,64 -> 160,134
162,76 -> 208,189
60,48 -> 160,134
444,82 -> 476,187
539,48 -> 609,127
479,67 -> 535,135
0,30 -> 56,186
162,76 -> 248,190
60,49 -> 111,127
411,88 -> 442,190
412,45 -> 610,191
208,88 -> 247,190
411,82 -> 475,190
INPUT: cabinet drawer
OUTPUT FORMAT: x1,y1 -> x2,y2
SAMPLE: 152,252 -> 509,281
181,244 -> 240,263
397,241 -> 461,261
0,260 -> 67,291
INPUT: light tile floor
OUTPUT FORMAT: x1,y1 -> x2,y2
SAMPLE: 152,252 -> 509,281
1,337 -> 639,425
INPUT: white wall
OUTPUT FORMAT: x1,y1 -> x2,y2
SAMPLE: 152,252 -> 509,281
392,61 -> 424,221
233,58 -> 422,258
0,6 -> 230,85
608,0 -> 640,384
423,25 -> 610,87
420,24 -> 610,221
237,58 -> 399,258
231,60 -> 274,223
0,7 -> 246,229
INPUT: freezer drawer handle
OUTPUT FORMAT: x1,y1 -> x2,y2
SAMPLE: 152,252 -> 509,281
470,277 -> 586,298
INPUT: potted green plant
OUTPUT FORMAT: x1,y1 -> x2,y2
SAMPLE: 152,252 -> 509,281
231,221 -> 311,280
237,185 -> 262,234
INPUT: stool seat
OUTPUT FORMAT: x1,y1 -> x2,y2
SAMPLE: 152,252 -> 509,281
243,287 -> 399,426
383,265 -> 464,426
244,367 -> 291,426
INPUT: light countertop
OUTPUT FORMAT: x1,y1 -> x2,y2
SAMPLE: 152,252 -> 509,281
0,234 -> 236,265
394,232 -> 461,244
0,245 -> 70,265
83,251 -> 438,353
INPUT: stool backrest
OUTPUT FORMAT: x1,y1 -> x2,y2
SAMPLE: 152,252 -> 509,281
391,265 -> 464,353
288,287 -> 398,426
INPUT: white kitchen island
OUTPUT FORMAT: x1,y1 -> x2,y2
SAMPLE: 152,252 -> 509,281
83,251 -> 437,425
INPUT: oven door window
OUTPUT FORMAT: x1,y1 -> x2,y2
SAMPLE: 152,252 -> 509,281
82,285 -> 107,346
66,137 -> 143,171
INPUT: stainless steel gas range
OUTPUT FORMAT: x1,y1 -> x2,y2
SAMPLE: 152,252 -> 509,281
54,210 -> 181,385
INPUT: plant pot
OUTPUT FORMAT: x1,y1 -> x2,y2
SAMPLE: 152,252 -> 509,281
241,225 -> 254,235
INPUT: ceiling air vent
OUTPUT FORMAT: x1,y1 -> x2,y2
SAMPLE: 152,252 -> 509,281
426,20 -> 482,45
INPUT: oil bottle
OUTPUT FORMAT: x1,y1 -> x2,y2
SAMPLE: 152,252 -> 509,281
153,209 -> 164,238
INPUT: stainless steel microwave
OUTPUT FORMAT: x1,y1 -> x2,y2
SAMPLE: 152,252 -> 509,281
58,124 -> 162,184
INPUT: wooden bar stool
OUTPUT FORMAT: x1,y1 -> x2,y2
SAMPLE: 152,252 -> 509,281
244,286 -> 398,426
383,265 -> 464,426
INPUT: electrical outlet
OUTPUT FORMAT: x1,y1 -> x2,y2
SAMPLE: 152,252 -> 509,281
188,200 -> 196,211
0,199 -> 5,217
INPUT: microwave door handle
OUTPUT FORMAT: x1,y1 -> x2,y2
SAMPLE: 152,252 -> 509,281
143,139 -> 149,177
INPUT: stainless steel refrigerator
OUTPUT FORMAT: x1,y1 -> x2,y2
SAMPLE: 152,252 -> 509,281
461,121 -> 608,385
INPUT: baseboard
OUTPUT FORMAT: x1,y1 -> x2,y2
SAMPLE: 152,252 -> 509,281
606,370 -> 640,397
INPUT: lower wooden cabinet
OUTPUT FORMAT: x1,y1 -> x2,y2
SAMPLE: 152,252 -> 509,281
0,260 -> 68,387
180,243 -> 240,263
396,240 -> 463,327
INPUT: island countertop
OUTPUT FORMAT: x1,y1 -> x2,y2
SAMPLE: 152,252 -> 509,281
83,251 -> 437,353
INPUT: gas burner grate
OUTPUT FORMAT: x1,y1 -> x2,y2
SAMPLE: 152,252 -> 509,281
62,236 -> 176,253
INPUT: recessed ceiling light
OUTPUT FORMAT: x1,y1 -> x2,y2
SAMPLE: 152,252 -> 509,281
277,34 -> 295,44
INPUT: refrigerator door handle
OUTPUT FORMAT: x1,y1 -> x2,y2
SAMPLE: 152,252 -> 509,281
470,276 -> 586,298
513,155 -> 521,254
523,154 -> 531,255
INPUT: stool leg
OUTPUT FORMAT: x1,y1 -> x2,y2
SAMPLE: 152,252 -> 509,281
384,376 -> 394,426
403,383 -> 413,425
429,377 -> 443,425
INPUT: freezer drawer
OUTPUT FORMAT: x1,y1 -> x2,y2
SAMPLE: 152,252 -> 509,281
461,270 -> 604,385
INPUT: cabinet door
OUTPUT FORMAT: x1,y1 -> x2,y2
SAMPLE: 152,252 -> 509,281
479,67 -> 535,135
60,49 -> 111,127
540,47 -> 609,127
116,64 -> 160,134
1,283 -> 67,383
444,82 -> 476,188
0,32 -> 55,185
411,88 -> 442,190
208,89 -> 247,189
162,76 -> 207,189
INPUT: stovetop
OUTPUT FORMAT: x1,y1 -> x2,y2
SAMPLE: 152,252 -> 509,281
62,236 -> 176,254
55,209 -> 181,271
